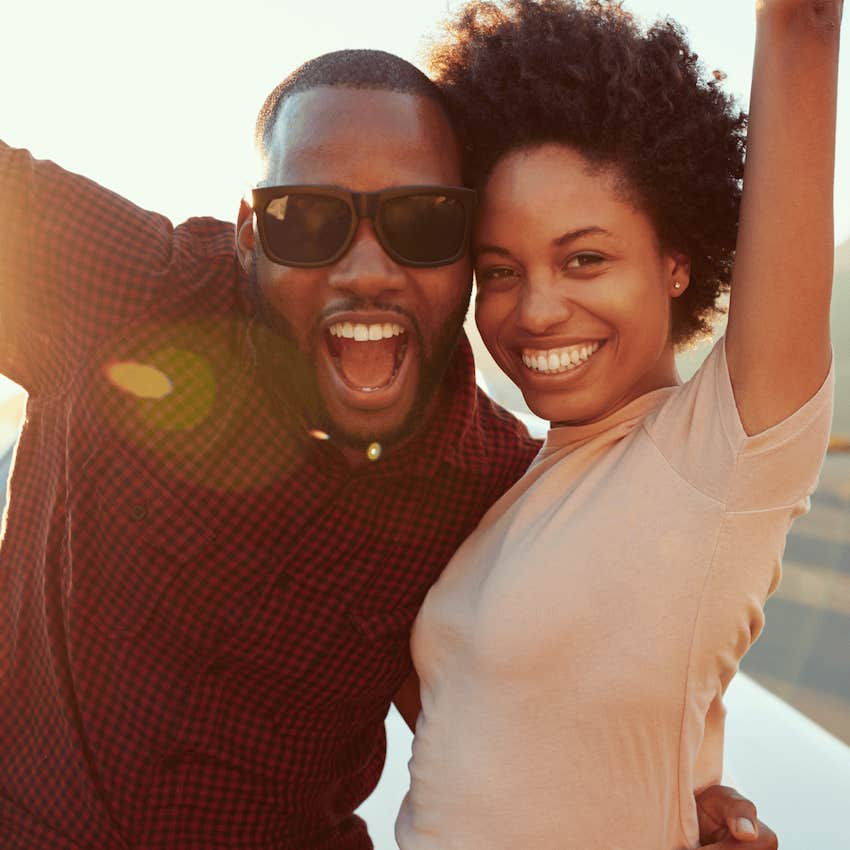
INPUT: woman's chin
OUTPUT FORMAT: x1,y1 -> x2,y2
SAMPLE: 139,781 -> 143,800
523,392 -> 580,426
521,384 -> 612,427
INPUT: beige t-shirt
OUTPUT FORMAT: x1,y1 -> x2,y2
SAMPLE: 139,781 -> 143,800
396,338 -> 833,850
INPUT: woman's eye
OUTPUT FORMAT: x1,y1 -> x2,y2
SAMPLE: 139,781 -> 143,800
564,253 -> 605,271
476,266 -> 519,287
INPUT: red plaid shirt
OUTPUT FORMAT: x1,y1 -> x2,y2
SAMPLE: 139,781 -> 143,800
0,144 -> 539,849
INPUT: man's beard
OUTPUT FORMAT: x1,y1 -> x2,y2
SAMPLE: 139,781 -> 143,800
246,263 -> 471,452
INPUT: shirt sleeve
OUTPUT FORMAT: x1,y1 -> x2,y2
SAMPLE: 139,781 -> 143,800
0,141 -> 182,395
645,335 -> 834,512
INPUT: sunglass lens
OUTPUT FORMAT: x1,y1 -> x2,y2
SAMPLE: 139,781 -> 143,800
380,194 -> 467,264
263,194 -> 352,265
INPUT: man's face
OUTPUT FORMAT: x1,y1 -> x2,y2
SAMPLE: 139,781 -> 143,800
237,87 -> 472,450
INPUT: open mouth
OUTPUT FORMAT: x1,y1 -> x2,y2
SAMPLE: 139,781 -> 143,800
325,320 -> 410,393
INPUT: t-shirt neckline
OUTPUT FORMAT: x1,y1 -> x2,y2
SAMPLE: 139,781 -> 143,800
542,385 -> 678,454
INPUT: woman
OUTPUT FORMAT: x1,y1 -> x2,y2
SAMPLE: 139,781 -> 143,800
395,1 -> 840,848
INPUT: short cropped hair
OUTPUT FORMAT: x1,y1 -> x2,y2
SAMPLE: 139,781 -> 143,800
255,49 -> 449,156
429,0 -> 747,348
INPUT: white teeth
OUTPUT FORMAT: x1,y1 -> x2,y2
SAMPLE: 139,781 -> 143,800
328,321 -> 407,341
522,341 -> 602,374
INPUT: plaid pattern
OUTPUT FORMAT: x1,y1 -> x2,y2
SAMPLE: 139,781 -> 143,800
0,144 -> 539,849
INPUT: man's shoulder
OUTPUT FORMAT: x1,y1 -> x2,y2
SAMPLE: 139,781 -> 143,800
173,217 -> 236,257
152,217 -> 240,311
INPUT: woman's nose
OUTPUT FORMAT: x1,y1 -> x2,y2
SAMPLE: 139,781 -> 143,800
516,280 -> 573,335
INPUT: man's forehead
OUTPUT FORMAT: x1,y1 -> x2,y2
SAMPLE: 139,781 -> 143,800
263,86 -> 462,189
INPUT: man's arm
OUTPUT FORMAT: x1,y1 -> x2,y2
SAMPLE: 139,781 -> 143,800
392,670 -> 421,733
0,141 -> 179,394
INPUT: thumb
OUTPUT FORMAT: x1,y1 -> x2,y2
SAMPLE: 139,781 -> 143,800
729,815 -> 758,841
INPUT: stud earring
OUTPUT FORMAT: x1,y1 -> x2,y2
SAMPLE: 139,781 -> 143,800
673,282 -> 682,290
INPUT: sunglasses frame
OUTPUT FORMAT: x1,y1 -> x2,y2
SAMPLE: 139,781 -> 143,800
251,184 -> 477,269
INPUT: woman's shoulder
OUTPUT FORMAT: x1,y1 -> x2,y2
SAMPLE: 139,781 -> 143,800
646,335 -> 833,511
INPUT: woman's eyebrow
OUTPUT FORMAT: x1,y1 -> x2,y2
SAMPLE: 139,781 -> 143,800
473,242 -> 513,258
552,226 -> 613,247
474,226 -> 615,259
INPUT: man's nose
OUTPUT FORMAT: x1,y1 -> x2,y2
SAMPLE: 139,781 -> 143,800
516,279 -> 573,335
327,220 -> 406,299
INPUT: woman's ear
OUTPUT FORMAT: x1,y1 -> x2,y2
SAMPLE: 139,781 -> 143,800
236,199 -> 255,272
668,252 -> 691,297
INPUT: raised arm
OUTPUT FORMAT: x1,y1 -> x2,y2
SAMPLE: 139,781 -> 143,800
0,142 -> 186,395
725,0 -> 842,435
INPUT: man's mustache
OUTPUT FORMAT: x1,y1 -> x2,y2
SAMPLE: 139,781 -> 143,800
315,300 -> 424,348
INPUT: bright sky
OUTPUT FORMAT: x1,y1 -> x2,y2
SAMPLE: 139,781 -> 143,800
2,0 -> 848,235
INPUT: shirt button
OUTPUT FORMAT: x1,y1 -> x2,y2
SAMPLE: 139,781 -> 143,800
129,503 -> 148,522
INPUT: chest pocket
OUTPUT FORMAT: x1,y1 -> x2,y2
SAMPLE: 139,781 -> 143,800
71,446 -> 215,639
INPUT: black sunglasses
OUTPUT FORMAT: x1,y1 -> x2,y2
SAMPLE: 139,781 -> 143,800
251,184 -> 476,268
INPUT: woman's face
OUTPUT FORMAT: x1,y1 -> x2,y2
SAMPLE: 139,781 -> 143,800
474,144 -> 690,426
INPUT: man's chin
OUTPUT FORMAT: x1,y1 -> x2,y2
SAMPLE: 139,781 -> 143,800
319,400 -> 422,453
312,352 -> 428,451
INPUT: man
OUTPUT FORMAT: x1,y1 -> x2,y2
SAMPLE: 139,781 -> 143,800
0,49 -> 774,849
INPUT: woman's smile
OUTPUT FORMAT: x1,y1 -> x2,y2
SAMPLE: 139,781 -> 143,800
520,340 -> 604,375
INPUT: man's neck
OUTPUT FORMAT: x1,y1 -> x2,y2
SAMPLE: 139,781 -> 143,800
338,382 -> 449,469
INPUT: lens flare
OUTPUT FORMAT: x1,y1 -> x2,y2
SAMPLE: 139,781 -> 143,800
104,361 -> 173,400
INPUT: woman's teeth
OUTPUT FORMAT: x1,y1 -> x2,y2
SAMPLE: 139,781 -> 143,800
328,322 -> 405,341
522,341 -> 602,374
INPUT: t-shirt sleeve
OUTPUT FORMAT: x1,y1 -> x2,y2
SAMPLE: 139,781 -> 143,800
0,141 -> 180,394
645,335 -> 834,512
